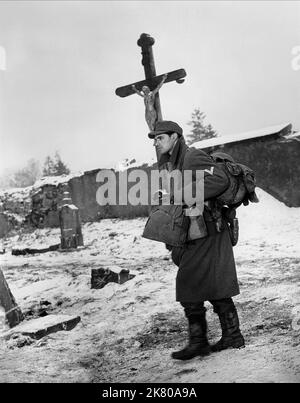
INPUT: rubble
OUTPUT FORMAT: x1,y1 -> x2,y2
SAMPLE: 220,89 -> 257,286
11,243 -> 60,255
91,266 -> 135,289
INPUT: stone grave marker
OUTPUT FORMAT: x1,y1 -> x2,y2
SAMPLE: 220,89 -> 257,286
59,190 -> 84,249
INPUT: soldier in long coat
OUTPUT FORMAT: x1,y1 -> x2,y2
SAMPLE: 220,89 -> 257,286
148,120 -> 245,360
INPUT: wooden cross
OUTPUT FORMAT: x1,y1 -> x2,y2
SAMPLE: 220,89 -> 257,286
115,33 -> 186,128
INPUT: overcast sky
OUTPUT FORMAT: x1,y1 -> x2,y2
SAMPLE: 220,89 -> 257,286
0,1 -> 299,176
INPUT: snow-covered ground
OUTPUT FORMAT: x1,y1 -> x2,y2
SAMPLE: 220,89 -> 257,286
0,188 -> 299,383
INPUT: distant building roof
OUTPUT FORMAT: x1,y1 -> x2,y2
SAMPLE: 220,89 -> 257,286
193,122 -> 292,150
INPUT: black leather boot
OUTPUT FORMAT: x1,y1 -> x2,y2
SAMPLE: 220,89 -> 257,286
172,305 -> 210,360
211,304 -> 245,352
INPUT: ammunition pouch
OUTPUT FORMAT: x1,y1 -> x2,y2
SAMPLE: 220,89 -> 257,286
227,217 -> 239,246
221,206 -> 239,246
204,203 -> 239,246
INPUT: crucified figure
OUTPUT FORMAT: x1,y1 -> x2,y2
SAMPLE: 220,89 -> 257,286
132,74 -> 168,130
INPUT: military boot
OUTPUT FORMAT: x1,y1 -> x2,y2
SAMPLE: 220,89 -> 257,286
211,305 -> 245,352
171,310 -> 210,360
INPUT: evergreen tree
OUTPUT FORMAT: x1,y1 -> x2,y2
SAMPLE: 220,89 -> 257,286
186,108 -> 218,145
42,152 -> 70,177
53,151 -> 70,176
43,155 -> 56,176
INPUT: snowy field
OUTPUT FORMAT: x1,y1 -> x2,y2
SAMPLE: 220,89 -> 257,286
0,188 -> 299,383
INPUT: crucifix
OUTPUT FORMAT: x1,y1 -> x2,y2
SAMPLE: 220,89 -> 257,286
115,33 -> 186,158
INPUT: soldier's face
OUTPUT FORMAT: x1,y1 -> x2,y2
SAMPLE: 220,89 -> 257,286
153,133 -> 177,154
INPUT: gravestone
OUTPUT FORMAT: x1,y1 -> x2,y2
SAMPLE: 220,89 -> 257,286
0,268 -> 23,329
59,190 -> 84,249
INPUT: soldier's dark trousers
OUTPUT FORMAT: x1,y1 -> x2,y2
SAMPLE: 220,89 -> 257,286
172,298 -> 244,360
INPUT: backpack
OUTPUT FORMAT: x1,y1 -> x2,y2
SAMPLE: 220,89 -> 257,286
210,151 -> 259,208
209,152 -> 259,245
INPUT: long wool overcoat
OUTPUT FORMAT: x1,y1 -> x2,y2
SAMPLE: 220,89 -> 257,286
159,137 -> 240,303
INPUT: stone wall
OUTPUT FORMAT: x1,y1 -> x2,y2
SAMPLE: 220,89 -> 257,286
68,167 -> 151,222
0,187 -> 32,237
22,165 -> 154,231
0,213 -> 22,238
